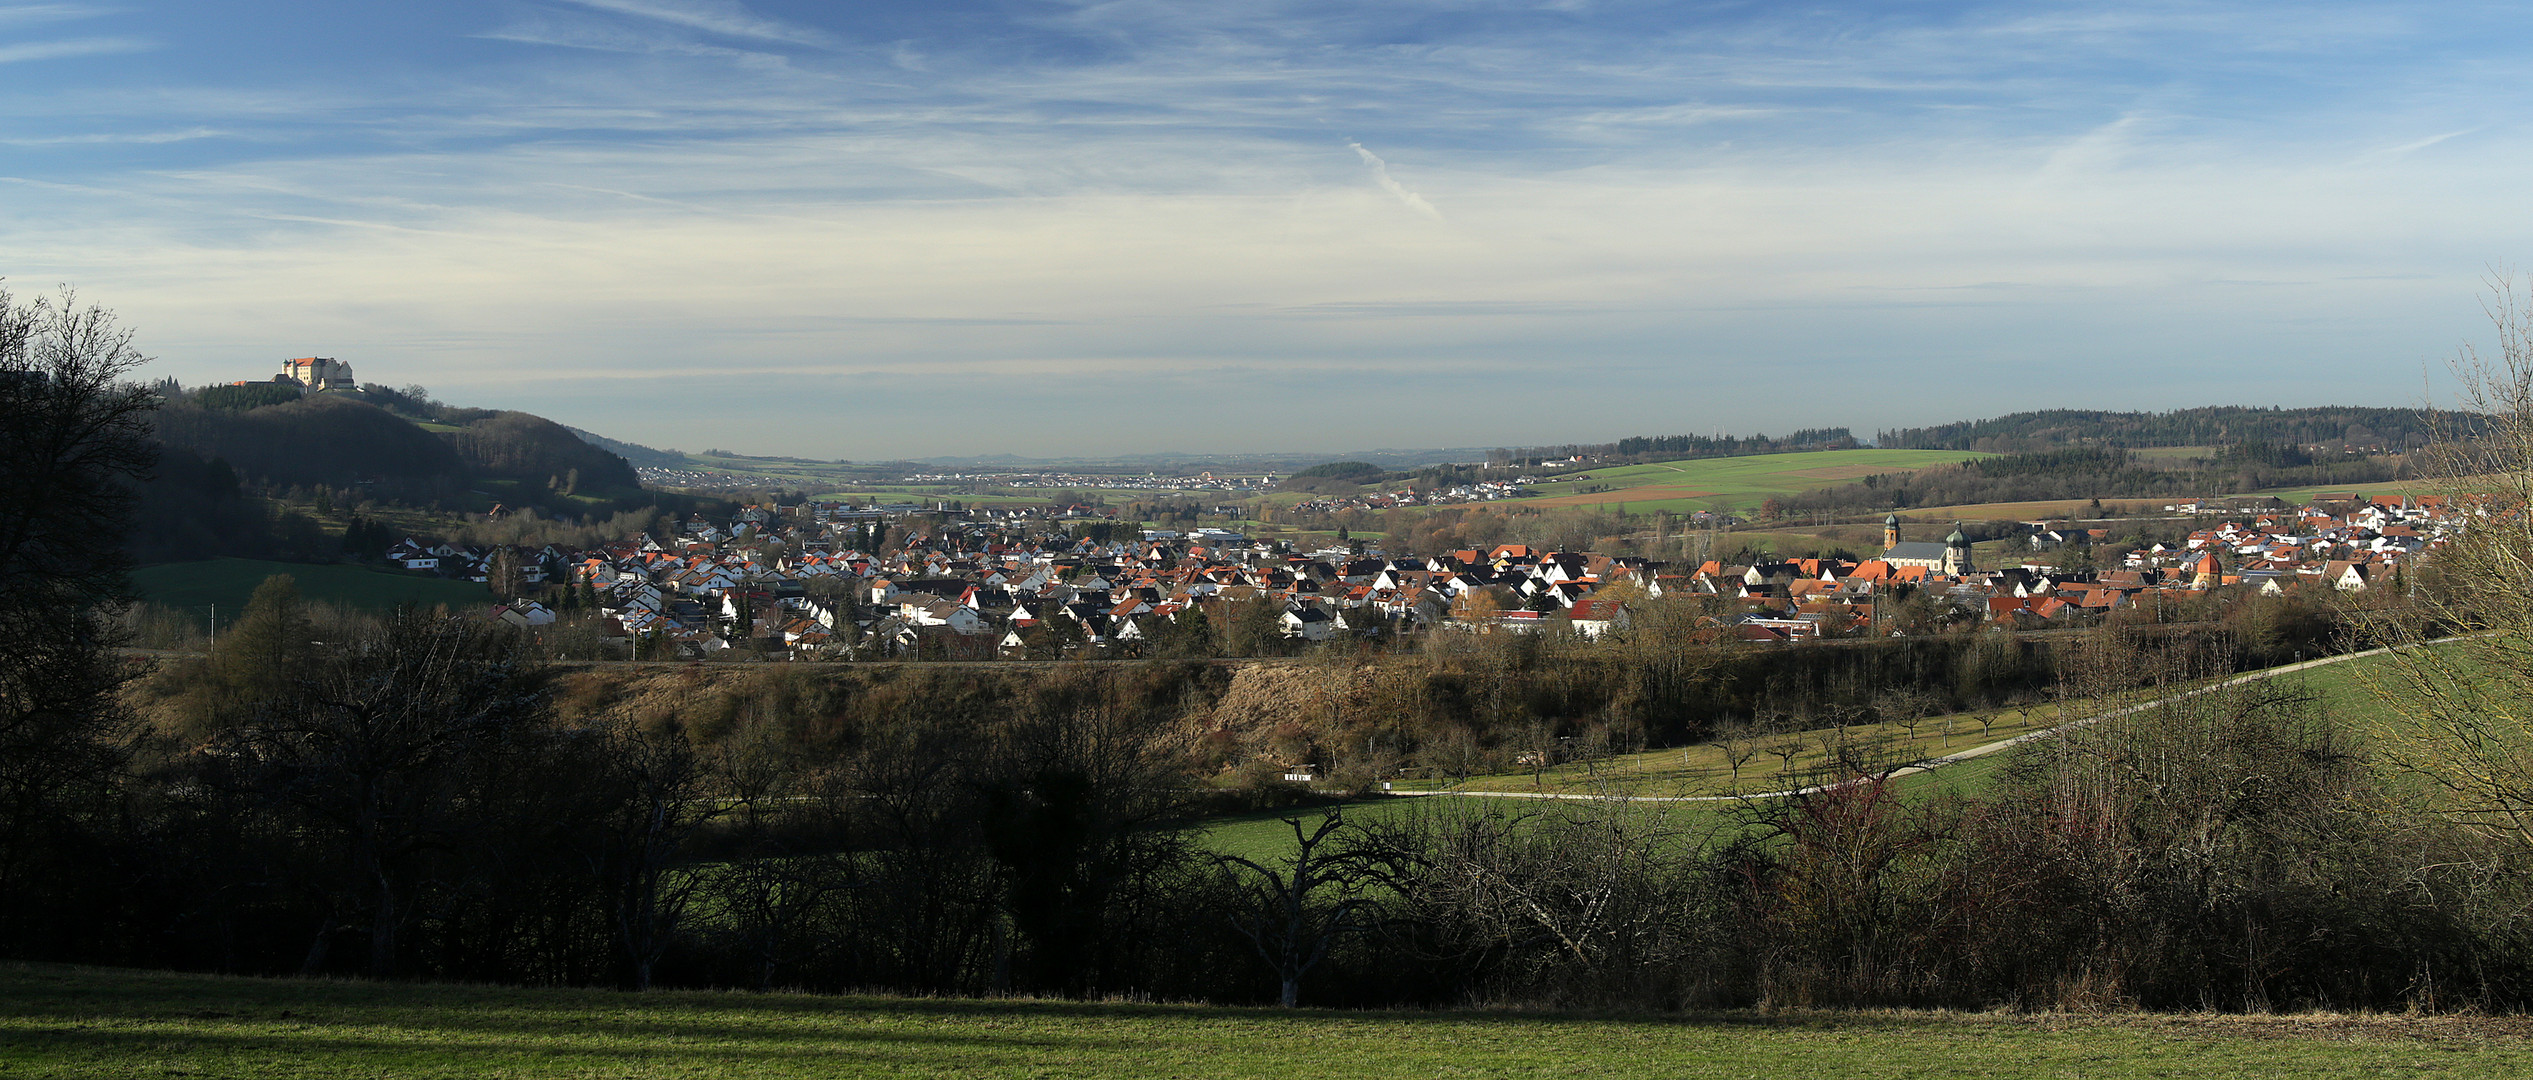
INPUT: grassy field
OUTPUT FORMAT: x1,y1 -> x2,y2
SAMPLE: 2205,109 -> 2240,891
1517,450 -> 1986,514
6,963 -> 2523,1079
1193,650 -> 2415,865
2252,478 -> 2445,505
1194,699 -> 2067,861
1884,498 -> 2174,522
131,558 -> 492,627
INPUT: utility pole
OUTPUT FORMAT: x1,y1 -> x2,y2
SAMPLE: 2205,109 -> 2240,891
208,603 -> 216,650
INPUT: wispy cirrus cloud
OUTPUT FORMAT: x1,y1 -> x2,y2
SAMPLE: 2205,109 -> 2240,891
476,14 -> 795,68
557,0 -> 833,47
0,124 -> 222,145
0,35 -> 144,63
0,3 -> 106,28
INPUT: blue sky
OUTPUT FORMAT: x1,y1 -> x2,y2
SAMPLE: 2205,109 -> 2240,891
5,1 -> 2529,458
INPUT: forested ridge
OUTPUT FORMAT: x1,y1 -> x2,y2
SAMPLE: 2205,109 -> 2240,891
1492,427 -> 1858,467
1874,406 -> 2452,453
1778,444 -> 2411,515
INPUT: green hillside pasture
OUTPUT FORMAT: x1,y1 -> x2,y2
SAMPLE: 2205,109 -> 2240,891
1195,702 -> 2063,861
1450,701 -> 2061,800
132,558 -> 492,628
1521,450 -> 1986,514
5,964 -> 2523,1079
2253,477 -> 2449,505
1195,796 -> 1738,865
1198,644 -> 2496,870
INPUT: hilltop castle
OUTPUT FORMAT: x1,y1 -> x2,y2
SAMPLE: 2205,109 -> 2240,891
277,356 -> 357,392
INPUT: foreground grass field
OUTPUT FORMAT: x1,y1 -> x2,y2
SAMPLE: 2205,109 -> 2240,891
3,963 -> 2523,1079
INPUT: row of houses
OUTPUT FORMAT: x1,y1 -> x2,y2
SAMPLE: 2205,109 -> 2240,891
413,493 -> 2466,660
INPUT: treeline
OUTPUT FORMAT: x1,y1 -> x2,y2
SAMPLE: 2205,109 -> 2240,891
1875,406 -> 2454,454
1491,427 -> 1857,467
1779,446 -> 2405,514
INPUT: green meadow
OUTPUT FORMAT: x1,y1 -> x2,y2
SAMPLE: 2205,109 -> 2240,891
1517,450 -> 1986,514
131,557 -> 493,628
4,962 -> 2520,1079
1194,649 -> 2415,864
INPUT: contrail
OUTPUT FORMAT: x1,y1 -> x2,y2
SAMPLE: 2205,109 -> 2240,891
1349,142 -> 1442,220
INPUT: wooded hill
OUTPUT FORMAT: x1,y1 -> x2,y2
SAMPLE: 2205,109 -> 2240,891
1873,406 -> 2452,453
127,388 -> 674,562
1493,427 -> 1859,467
150,392 -> 640,507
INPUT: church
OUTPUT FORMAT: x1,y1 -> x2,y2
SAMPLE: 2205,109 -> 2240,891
1879,514 -> 1974,576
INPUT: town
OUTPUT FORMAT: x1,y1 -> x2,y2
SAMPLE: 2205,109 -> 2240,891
391,492 -> 2459,661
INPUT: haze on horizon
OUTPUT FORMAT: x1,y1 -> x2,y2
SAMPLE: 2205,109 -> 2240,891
4,1 -> 2528,459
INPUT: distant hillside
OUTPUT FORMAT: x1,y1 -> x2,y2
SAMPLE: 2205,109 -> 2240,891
566,426 -> 689,469
1492,428 -> 1860,467
1875,406 -> 2455,453
444,412 -> 642,495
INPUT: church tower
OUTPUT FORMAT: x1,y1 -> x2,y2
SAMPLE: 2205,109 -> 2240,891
1883,513 -> 1901,552
1940,526 -> 1973,576
2191,550 -> 2221,590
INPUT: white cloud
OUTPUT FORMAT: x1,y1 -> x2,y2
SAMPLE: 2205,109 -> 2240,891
1349,142 -> 1443,220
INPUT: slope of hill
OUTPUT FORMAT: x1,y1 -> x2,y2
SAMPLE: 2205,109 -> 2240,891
442,411 -> 641,495
1514,449 -> 1986,513
152,393 -> 470,496
128,389 -> 707,565
149,393 -> 644,510
564,425 -> 689,469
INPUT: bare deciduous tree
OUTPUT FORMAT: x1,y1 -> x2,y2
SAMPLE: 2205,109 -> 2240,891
0,287 -> 155,939
1216,811 -> 1373,1007
2361,273 -> 2533,848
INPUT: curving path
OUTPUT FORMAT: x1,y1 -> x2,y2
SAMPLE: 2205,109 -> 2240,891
1393,639 -> 2429,805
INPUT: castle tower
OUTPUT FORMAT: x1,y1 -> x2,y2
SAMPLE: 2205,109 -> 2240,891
1883,513 -> 1901,552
